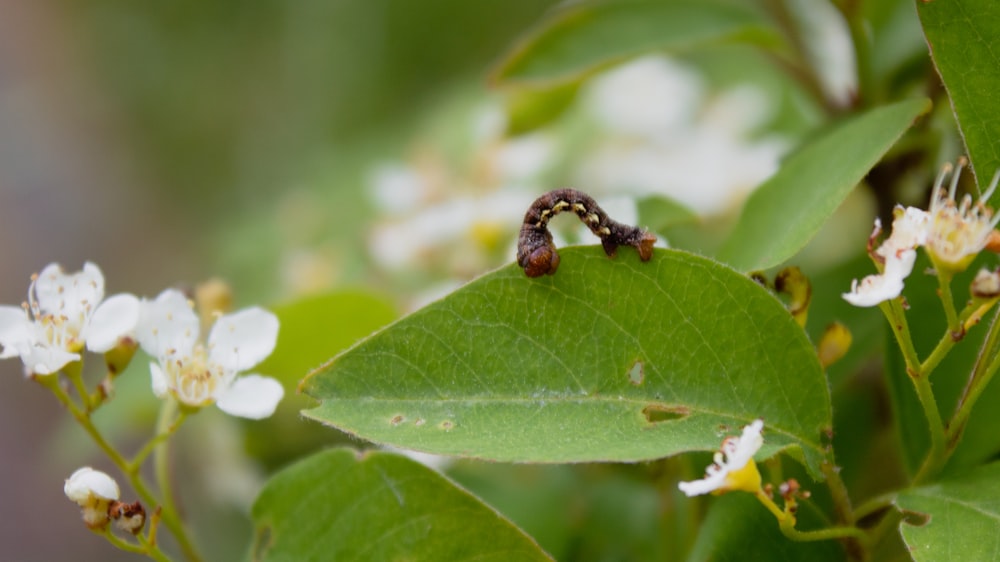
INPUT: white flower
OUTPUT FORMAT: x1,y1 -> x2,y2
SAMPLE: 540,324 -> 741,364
679,419 -> 764,497
843,209 -> 927,307
842,247 -> 917,307
843,160 -> 1000,307
0,262 -> 139,375
64,467 -> 120,529
924,159 -> 1000,272
137,289 -> 284,419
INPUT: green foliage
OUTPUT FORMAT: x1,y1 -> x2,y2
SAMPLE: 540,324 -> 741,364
918,0 -> 1000,196
303,247 -> 831,474
898,462 -> 1000,561
491,0 -> 778,87
717,98 -> 931,271
251,448 -> 552,561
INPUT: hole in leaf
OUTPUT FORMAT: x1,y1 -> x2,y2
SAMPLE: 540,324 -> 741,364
627,360 -> 645,385
900,509 -> 931,527
642,404 -> 689,424
390,415 -> 405,426
439,420 -> 455,431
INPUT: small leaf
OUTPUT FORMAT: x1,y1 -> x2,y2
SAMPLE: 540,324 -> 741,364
251,448 -> 551,561
717,98 -> 931,272
918,0 -> 1000,201
491,0 -> 778,87
504,82 -> 581,136
898,461 -> 1000,561
303,247 -> 832,476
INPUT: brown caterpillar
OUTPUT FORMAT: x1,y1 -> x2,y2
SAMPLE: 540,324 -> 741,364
517,188 -> 657,277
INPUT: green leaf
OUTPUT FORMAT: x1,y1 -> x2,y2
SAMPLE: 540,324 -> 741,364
637,194 -> 700,234
717,98 -> 931,272
918,0 -> 1000,200
450,462 -> 677,560
251,448 -> 551,561
898,461 -> 1000,561
491,0 -> 778,88
302,247 -> 832,476
504,81 -> 581,136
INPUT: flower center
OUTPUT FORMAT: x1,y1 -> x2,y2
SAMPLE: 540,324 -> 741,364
161,344 -> 226,406
25,273 -> 93,353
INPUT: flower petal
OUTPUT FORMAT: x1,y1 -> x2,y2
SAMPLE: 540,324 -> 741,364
842,248 -> 916,307
214,374 -> 284,419
19,343 -> 80,376
34,262 -> 105,322
64,466 -> 120,504
0,306 -> 29,359
137,289 -> 199,358
149,361 -> 169,398
678,468 -> 727,497
85,293 -> 140,353
208,307 -> 279,371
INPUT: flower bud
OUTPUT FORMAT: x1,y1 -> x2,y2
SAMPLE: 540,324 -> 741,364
64,467 -> 120,529
971,268 -> 1000,299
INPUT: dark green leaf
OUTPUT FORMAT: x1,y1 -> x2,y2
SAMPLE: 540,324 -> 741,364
918,0 -> 1000,200
491,0 -> 778,87
251,448 -> 552,561
717,98 -> 931,271
302,247 -> 832,476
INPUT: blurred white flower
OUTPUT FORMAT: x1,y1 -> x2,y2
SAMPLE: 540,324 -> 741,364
370,163 -> 435,216
580,56 -> 787,216
369,190 -> 528,271
0,262 -> 139,376
586,56 -> 701,139
492,133 -> 554,181
137,289 -> 284,419
679,419 -> 764,497
64,466 -> 120,529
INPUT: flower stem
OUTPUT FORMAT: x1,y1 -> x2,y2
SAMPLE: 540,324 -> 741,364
822,459 -> 855,526
151,398 -> 203,562
63,361 -> 94,412
935,269 -> 961,336
99,527 -> 173,562
755,490 -> 867,543
131,409 -> 188,469
879,299 -> 946,483
880,300 -> 922,372
946,308 -> 1000,453
39,375 -> 129,468
39,375 -> 202,561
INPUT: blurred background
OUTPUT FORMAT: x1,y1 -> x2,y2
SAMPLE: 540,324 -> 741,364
0,1 -> 558,558
0,0 -> 930,559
